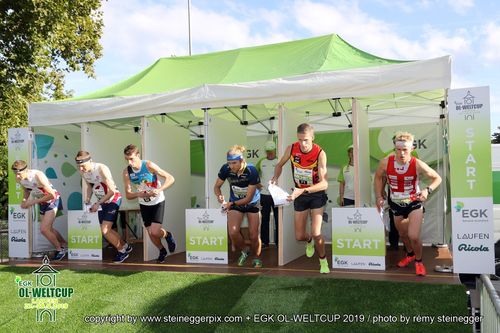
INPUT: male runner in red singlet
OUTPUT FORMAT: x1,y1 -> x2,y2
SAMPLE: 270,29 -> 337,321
374,131 -> 441,276
271,123 -> 330,274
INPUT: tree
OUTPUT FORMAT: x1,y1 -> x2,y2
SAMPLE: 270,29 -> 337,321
492,127 -> 500,144
0,0 -> 104,219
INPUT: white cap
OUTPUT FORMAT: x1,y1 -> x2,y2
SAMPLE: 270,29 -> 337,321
265,141 -> 276,151
347,144 -> 354,151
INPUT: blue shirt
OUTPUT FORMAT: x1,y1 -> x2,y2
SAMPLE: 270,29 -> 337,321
218,163 -> 261,204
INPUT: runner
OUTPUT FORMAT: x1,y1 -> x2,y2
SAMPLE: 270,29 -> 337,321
12,160 -> 67,260
75,151 -> 132,263
374,131 -> 441,276
122,144 -> 176,263
214,145 -> 263,268
271,123 -> 330,274
256,141 -> 279,247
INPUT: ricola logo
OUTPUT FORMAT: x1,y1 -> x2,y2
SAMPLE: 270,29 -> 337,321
457,244 -> 489,252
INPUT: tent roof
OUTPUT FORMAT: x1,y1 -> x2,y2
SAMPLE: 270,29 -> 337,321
29,34 -> 451,127
75,34 -> 405,100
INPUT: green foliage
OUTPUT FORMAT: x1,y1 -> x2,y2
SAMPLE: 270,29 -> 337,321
0,0 -> 104,218
492,126 -> 500,144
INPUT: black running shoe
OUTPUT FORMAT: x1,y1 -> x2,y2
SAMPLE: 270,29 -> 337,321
157,248 -> 167,263
165,232 -> 176,253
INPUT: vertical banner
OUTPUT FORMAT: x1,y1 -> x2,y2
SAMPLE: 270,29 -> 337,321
331,207 -> 386,270
449,86 -> 494,274
67,210 -> 102,260
8,128 -> 30,258
185,209 -> 227,264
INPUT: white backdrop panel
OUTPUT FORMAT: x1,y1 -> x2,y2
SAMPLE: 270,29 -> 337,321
143,117 -> 190,259
206,115 -> 247,208
82,123 -> 141,210
279,107 -> 308,265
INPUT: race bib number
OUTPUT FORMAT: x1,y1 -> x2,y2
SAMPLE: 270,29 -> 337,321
231,185 -> 248,199
293,167 -> 313,186
93,184 -> 106,200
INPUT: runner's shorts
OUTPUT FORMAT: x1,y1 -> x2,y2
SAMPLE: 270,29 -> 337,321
294,191 -> 328,212
39,197 -> 63,215
140,201 -> 165,227
389,199 -> 422,219
229,203 -> 260,214
98,199 -> 121,224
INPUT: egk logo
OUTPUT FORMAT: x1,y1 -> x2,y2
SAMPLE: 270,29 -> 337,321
10,207 -> 26,220
454,202 -> 487,219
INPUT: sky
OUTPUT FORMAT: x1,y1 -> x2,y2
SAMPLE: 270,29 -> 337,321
65,0 -> 500,132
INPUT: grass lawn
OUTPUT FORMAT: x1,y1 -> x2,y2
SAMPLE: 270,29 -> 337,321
0,265 -> 471,333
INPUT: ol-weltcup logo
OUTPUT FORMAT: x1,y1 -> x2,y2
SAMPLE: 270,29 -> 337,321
454,91 -> 483,120
197,211 -> 214,231
9,130 -> 25,151
77,212 -> 92,230
15,256 -> 74,322
347,210 -> 368,232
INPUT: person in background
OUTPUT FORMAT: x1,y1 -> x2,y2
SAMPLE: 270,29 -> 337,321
257,140 -> 279,247
338,144 -> 355,207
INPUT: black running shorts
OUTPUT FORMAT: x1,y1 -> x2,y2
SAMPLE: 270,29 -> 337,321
139,201 -> 165,227
293,191 -> 328,212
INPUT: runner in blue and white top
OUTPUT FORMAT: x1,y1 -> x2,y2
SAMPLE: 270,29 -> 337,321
75,151 -> 132,263
122,144 -> 176,263
214,145 -> 263,268
12,160 -> 67,261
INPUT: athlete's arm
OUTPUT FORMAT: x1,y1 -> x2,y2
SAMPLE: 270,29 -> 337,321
374,158 -> 389,211
416,159 -> 442,202
146,161 -> 175,195
213,178 -> 225,204
29,171 -> 56,205
271,144 -> 292,184
20,187 -> 31,209
83,180 -> 93,205
96,164 -> 117,204
122,168 -> 146,200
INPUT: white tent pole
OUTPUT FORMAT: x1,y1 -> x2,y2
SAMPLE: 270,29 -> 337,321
187,0 -> 192,56
204,109 -> 210,208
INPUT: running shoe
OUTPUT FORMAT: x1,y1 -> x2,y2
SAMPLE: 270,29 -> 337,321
165,232 -> 176,253
415,262 -> 427,276
157,248 -> 167,263
319,258 -> 330,274
124,244 -> 133,254
397,255 -> 416,268
252,258 -> 263,268
113,252 -> 130,263
306,239 -> 315,258
52,250 -> 66,261
237,251 -> 248,266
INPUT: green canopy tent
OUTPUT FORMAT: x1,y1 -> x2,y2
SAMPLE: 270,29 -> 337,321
27,34 -> 451,265
29,34 -> 450,127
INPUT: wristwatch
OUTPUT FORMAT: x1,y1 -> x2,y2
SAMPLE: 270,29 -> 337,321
426,187 -> 433,194
303,189 -> 309,194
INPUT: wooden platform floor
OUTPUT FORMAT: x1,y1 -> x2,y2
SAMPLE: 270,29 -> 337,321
5,243 -> 458,285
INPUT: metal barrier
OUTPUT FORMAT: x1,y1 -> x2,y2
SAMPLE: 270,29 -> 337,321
479,274 -> 500,333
